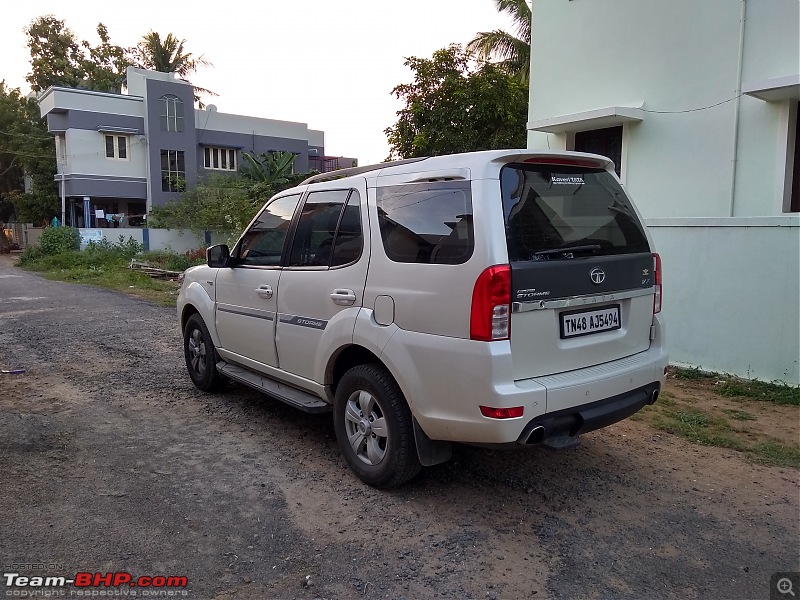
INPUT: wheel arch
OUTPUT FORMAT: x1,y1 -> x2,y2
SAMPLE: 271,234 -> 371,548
326,343 -> 452,468
179,282 -> 219,346
181,304 -> 199,332
326,344 -> 383,398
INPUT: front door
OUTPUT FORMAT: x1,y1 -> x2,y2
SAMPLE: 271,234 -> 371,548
276,181 -> 369,382
215,193 -> 302,369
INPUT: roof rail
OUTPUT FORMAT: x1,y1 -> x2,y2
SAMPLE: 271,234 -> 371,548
300,157 -> 429,185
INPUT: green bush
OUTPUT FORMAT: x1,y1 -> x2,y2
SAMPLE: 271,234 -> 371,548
139,249 -> 206,272
38,226 -> 80,255
84,236 -> 143,260
18,244 -> 44,265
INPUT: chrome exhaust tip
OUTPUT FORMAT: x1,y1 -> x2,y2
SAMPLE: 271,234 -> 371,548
650,389 -> 660,404
521,424 -> 546,445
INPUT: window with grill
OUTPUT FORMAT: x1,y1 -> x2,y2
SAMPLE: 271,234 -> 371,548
104,135 -> 128,160
159,95 -> 184,132
160,150 -> 185,192
204,147 -> 237,171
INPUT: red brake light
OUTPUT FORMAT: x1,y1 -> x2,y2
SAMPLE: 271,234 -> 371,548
470,265 -> 511,341
480,406 -> 524,419
653,253 -> 662,314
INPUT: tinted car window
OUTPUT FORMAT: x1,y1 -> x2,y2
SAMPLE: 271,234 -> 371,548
287,189 -> 351,267
376,181 -> 473,264
237,194 -> 301,266
501,164 -> 650,261
330,191 -> 363,267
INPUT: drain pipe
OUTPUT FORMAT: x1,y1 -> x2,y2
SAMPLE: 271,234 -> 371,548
729,0 -> 747,217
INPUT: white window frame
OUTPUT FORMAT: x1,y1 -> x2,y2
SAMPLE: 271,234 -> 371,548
160,95 -> 184,132
160,149 -> 186,193
104,134 -> 129,161
203,147 -> 238,171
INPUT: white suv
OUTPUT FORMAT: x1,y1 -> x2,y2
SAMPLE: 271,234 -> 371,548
178,150 -> 668,487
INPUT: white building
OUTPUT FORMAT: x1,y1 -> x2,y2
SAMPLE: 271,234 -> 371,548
527,0 -> 799,383
38,67 -> 355,230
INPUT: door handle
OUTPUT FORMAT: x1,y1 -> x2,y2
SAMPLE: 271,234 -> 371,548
255,284 -> 273,299
330,289 -> 356,306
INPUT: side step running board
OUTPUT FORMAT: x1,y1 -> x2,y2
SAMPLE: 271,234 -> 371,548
217,361 -> 332,414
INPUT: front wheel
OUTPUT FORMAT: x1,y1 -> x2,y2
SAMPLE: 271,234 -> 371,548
183,313 -> 226,392
333,364 -> 421,488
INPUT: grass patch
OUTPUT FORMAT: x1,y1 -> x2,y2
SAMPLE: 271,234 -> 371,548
749,442 -> 800,468
721,408 -> 756,421
671,366 -> 715,381
638,397 -> 798,468
652,410 -> 747,451
17,238 -> 191,307
716,379 -> 799,406
139,249 -> 205,272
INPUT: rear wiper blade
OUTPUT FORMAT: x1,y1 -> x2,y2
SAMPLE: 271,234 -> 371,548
534,244 -> 602,256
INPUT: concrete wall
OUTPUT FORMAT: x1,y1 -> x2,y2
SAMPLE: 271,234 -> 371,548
527,0 -> 799,219
39,87 -> 143,118
64,129 -> 148,180
147,229 -> 208,254
648,217 -> 799,384
77,228 -> 226,253
144,77 -> 198,207
527,0 -> 799,382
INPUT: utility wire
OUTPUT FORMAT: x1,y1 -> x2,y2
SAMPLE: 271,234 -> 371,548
639,95 -> 741,114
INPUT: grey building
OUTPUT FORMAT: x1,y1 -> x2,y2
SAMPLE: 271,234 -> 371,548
38,67 -> 357,228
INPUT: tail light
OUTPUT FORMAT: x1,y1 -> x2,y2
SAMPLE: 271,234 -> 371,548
470,265 -> 511,341
480,405 -> 524,419
653,253 -> 662,314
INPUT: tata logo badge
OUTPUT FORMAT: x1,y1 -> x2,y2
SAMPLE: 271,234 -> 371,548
590,268 -> 606,285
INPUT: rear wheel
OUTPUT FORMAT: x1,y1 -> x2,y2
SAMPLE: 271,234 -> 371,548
183,313 -> 226,392
333,364 -> 421,488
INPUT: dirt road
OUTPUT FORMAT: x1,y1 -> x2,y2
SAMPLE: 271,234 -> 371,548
1,254 -> 797,599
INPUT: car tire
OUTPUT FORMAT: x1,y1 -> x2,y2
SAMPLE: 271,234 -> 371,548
333,364 -> 422,488
183,313 -> 226,392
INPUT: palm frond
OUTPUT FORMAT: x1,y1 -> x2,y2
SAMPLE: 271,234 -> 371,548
494,0 -> 532,43
466,29 -> 529,82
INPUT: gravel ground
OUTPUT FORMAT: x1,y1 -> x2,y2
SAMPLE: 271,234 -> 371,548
1,254 -> 797,600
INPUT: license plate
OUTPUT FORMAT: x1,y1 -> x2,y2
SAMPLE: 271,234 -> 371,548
560,305 -> 621,339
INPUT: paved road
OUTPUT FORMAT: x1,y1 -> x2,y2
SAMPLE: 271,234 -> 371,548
0,255 -> 797,599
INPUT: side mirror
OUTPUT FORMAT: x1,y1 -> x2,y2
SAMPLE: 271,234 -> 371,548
206,244 -> 230,268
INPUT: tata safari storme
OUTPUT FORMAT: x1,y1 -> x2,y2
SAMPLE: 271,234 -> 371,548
177,150 -> 668,487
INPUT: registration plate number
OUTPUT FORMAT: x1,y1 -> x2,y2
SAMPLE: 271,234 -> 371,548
560,305 -> 621,339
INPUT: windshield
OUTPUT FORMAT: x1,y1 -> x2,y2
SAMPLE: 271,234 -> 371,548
501,164 -> 650,261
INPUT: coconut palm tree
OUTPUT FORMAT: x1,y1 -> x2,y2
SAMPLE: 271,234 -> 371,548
135,31 -> 215,104
466,0 -> 531,83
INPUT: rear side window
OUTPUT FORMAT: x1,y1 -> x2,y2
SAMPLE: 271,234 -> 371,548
377,181 -> 473,264
287,189 -> 363,268
330,192 -> 363,267
501,164 -> 650,261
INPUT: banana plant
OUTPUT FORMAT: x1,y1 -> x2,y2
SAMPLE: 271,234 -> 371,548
239,151 -> 297,187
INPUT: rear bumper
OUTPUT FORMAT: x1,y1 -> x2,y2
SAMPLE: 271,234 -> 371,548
516,383 -> 660,445
382,314 -> 668,444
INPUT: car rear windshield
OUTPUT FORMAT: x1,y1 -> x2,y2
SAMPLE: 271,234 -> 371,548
500,163 -> 650,261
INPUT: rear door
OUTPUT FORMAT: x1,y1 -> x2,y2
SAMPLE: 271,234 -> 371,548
275,181 -> 369,382
501,161 -> 655,379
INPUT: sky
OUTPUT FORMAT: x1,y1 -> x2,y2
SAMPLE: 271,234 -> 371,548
1,0 -> 516,165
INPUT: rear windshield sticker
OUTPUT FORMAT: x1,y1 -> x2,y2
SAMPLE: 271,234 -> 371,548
551,174 -> 584,185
